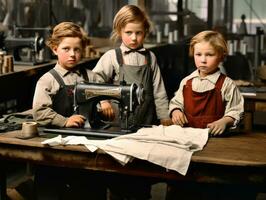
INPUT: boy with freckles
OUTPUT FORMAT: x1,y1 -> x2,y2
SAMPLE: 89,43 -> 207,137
32,22 -> 106,200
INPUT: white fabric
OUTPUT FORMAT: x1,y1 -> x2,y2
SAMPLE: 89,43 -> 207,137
42,125 -> 209,175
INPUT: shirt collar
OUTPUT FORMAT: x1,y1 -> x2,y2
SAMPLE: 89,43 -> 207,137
191,69 -> 221,84
120,43 -> 146,54
54,63 -> 81,77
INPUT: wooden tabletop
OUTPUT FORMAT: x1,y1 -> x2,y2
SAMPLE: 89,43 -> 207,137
192,131 -> 266,166
0,130 -> 266,167
0,130 -> 266,186
243,92 -> 266,100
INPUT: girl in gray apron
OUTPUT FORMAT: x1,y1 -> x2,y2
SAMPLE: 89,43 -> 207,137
114,47 -> 157,127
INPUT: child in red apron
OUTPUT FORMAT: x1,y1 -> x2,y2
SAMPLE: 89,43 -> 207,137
169,30 -> 244,136
167,31 -> 248,200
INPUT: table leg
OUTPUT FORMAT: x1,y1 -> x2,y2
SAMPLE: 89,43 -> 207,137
243,112 -> 253,131
0,164 -> 7,200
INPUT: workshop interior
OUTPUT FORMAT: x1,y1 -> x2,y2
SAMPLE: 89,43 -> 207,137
0,0 -> 266,200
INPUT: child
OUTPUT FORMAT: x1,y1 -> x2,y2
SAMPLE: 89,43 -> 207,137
166,30 -> 245,200
92,5 -> 171,199
169,30 -> 244,136
32,21 -> 97,128
32,22 -> 106,200
93,4 -> 171,127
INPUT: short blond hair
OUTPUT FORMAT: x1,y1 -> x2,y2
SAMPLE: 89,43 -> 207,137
189,30 -> 228,59
46,22 -> 89,50
111,5 -> 152,42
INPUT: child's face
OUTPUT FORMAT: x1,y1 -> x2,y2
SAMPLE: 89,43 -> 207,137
52,37 -> 83,70
120,22 -> 145,49
193,41 -> 222,77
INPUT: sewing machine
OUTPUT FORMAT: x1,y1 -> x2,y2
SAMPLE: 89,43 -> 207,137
43,81 -> 144,138
4,35 -> 46,65
74,81 -> 144,133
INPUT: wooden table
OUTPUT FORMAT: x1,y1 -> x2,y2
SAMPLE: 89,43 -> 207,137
243,92 -> 266,131
0,130 -> 266,199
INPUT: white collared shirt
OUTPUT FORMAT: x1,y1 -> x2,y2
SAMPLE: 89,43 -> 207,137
92,43 -> 169,120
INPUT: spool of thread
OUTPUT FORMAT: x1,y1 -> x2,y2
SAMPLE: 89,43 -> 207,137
184,24 -> 188,36
174,30 -> 178,42
8,55 -> 14,72
164,23 -> 169,37
2,55 -> 8,73
156,31 -> 162,43
168,31 -> 173,44
2,55 -> 14,73
233,40 -> 238,53
85,45 -> 93,58
19,122 -> 39,139
228,41 -> 234,55
240,41 -> 247,55
0,51 -> 5,74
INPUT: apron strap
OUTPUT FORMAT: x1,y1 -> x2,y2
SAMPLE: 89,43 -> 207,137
49,68 -> 89,87
146,51 -> 151,66
115,48 -> 123,67
49,69 -> 65,88
78,67 -> 89,81
215,73 -> 226,90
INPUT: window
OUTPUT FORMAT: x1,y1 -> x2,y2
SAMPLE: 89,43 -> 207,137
233,0 -> 266,34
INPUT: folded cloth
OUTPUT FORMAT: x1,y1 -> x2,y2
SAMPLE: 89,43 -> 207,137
42,125 -> 209,175
0,109 -> 34,132
2,109 -> 33,124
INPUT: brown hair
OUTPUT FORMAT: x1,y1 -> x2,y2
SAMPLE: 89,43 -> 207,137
189,30 -> 228,60
111,5 -> 152,42
46,22 -> 89,50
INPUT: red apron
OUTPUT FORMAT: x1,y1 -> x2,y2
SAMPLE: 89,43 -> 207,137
183,74 -> 226,128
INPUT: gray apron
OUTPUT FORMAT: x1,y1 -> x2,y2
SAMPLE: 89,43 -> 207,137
115,48 -> 156,126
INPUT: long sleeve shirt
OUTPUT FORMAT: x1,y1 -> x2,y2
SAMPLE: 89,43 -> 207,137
169,70 -> 244,126
92,43 -> 169,120
32,63 -> 98,127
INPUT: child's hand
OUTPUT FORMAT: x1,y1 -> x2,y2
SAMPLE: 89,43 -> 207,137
65,114 -> 86,128
171,109 -> 188,127
160,118 -> 173,126
100,101 -> 115,121
207,117 -> 234,136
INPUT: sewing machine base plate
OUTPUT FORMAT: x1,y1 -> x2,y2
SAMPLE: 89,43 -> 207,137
43,126 -> 134,139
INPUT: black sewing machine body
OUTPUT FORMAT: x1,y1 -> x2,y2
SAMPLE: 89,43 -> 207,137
4,35 -> 46,65
74,81 -> 144,134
